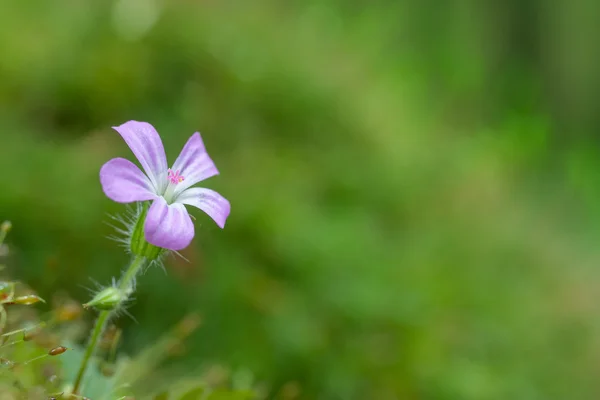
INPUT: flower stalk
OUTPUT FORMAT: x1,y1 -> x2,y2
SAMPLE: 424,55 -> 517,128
72,254 -> 147,394
71,120 -> 230,396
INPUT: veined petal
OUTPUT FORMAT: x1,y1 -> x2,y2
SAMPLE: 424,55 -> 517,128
171,133 -> 219,197
112,121 -> 168,193
100,158 -> 156,203
145,196 -> 194,251
176,188 -> 230,229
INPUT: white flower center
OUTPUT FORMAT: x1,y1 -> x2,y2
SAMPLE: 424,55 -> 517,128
163,168 -> 185,203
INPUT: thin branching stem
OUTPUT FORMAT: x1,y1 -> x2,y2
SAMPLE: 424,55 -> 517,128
72,254 -> 147,395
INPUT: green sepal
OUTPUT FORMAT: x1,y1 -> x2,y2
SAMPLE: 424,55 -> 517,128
130,202 -> 164,260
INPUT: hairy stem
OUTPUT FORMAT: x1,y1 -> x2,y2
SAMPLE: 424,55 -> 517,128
72,254 -> 147,394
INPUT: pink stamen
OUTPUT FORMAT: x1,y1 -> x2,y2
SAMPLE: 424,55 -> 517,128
167,169 -> 185,185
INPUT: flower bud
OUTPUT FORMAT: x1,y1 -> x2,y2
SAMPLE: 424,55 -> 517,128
130,202 -> 163,260
83,287 -> 125,311
9,294 -> 45,305
48,346 -> 67,356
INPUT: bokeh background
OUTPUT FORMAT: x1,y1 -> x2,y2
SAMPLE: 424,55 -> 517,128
2,0 -> 600,398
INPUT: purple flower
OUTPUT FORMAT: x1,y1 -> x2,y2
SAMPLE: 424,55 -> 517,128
100,121 -> 230,251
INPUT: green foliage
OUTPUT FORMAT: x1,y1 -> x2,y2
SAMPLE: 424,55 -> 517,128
0,225 -> 257,398
2,0 -> 600,399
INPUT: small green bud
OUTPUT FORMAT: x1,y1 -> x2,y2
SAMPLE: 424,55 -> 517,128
130,202 -> 163,260
83,287 -> 125,311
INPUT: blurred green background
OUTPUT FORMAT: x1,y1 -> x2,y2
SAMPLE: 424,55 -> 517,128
2,0 -> 600,398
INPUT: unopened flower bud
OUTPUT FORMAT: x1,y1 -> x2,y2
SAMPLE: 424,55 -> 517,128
130,202 -> 163,260
83,287 -> 125,311
48,346 -> 67,356
7,294 -> 45,306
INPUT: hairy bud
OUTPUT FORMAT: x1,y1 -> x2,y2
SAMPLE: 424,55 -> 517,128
84,287 -> 126,311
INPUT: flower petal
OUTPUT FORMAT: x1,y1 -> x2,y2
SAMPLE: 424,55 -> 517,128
112,121 -> 168,193
171,133 -> 219,197
100,158 -> 156,203
176,188 -> 230,228
144,196 -> 194,251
